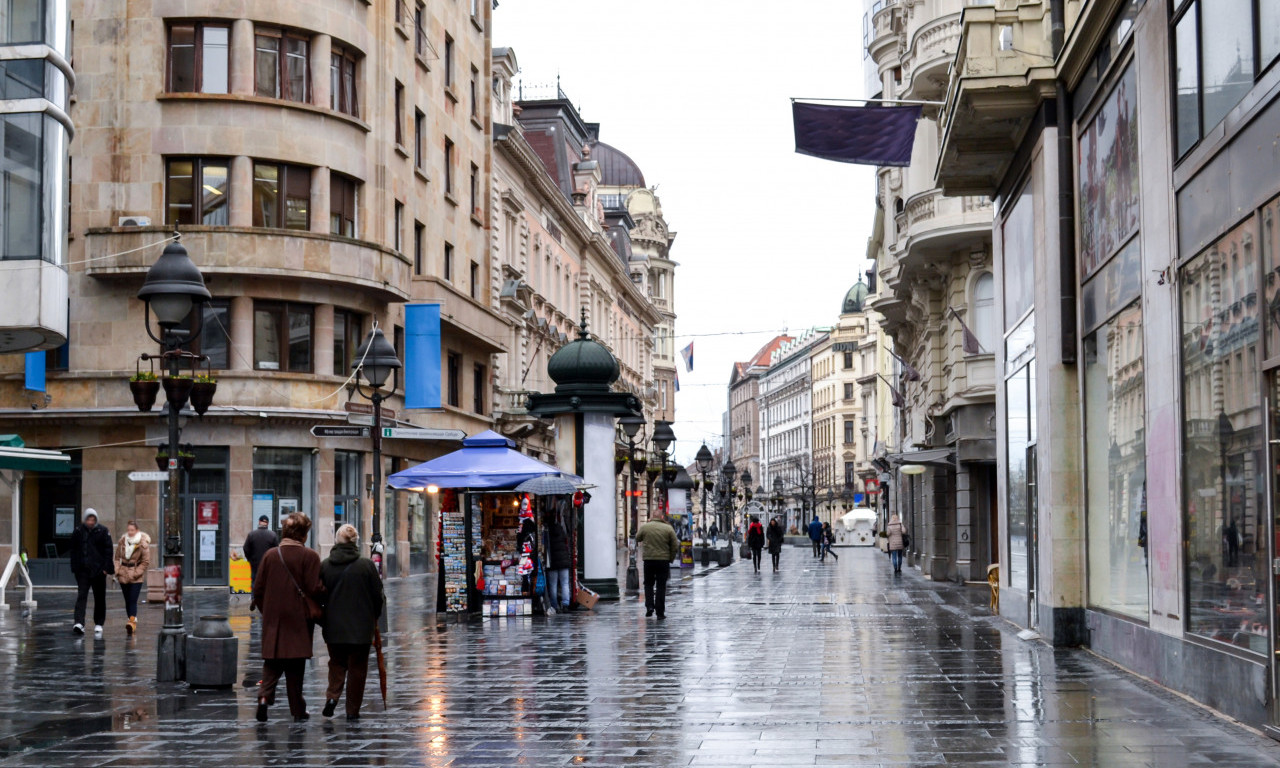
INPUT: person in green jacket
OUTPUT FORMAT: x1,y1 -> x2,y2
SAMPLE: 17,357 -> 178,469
635,511 -> 678,619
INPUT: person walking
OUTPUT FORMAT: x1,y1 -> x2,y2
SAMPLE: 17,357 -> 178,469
821,522 -> 840,562
708,522 -> 719,547
886,514 -> 907,575
807,515 -> 823,558
746,516 -> 765,573
251,512 -> 323,723
635,510 -> 678,620
113,520 -> 151,635
243,514 -> 279,586
544,512 -> 572,613
69,509 -> 113,637
766,518 -> 785,572
319,524 -> 383,722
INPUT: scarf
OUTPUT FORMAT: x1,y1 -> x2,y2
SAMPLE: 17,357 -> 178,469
123,532 -> 143,560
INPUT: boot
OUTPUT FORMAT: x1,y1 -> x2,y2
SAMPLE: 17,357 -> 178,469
126,616 -> 136,635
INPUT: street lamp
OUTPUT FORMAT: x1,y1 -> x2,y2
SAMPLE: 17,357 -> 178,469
721,459 -> 737,552
137,238 -> 211,683
619,413 -> 647,591
695,442 -> 713,545
351,326 -> 402,577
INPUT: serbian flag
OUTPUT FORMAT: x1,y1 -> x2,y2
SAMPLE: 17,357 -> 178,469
792,101 -> 921,167
680,341 -> 694,372
674,370 -> 680,392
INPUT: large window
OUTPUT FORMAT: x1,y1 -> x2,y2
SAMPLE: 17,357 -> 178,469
2,113 -> 67,262
1,0 -> 44,44
167,23 -> 229,94
1173,0 -> 1278,158
330,172 -> 357,237
253,448 -> 315,536
1002,185 -> 1035,327
1084,300 -> 1147,619
255,27 -> 309,103
254,301 -> 313,372
1181,217 -> 1266,651
165,157 -> 228,226
972,272 -> 996,351
332,309 -> 363,376
473,363 -> 486,414
330,44 -> 358,117
1005,314 -> 1036,588
1078,63 -> 1139,278
252,162 -> 310,230
187,299 -> 231,370
447,352 -> 460,407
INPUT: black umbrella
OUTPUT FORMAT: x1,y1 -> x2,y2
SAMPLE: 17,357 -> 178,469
514,475 -> 579,496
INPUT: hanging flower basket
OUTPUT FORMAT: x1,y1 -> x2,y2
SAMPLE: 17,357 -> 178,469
154,452 -> 169,472
180,452 -> 195,472
162,375 -> 193,411
189,377 -> 217,416
614,456 -> 627,476
129,374 -> 160,412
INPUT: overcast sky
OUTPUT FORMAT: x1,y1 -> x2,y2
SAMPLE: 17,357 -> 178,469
494,1 -> 877,466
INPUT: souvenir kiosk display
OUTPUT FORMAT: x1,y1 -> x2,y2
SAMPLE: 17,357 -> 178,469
387,430 -> 582,617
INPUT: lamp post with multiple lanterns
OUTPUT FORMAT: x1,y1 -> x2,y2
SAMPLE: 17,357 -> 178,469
618,414 -> 647,591
350,327 -> 402,576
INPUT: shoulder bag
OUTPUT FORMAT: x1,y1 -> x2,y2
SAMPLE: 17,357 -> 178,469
277,548 -> 324,622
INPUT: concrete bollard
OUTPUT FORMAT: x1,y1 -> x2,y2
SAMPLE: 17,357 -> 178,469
186,615 -> 239,688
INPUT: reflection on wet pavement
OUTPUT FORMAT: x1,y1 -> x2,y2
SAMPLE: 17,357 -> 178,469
1,549 -> 1278,766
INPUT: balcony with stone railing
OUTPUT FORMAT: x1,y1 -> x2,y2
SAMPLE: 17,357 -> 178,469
893,188 -> 993,265
902,13 -> 964,102
867,0 -> 902,67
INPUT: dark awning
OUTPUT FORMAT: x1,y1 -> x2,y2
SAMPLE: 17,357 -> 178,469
0,435 -> 70,473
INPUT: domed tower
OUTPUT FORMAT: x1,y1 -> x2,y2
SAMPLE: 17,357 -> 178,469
842,280 -> 870,315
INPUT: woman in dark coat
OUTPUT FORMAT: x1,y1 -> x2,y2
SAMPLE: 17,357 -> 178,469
545,511 -> 573,613
766,518 -> 785,572
320,524 -> 383,721
746,516 -> 765,573
251,512 -> 324,723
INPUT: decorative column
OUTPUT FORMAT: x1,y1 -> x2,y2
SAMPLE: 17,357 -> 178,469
229,20 -> 255,95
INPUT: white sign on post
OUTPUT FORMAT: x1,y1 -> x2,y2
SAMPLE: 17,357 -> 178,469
128,471 -> 169,482
381,427 -> 466,441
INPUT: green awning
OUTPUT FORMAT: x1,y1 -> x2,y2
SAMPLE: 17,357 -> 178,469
0,435 -> 71,473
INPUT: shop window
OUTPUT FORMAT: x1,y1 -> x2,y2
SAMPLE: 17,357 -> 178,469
330,44 -> 359,117
334,450 -> 362,536
330,172 -> 358,237
1078,63 -> 1139,278
473,363 -> 486,414
253,301 -> 313,372
252,447 -> 315,538
1005,340 -> 1036,587
332,308 -> 363,376
186,299 -> 231,370
165,157 -> 228,226
1084,300 -> 1148,620
1180,217 -> 1265,650
447,352 -> 460,407
1263,197 -> 1280,358
1002,184 -> 1035,328
255,27 -> 310,103
167,23 -> 229,94
252,162 -> 311,230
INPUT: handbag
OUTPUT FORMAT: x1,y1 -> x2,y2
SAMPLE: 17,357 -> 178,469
277,547 -> 324,622
902,532 -> 911,549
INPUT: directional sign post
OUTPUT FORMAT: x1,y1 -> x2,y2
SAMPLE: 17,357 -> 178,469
128,471 -> 169,482
382,427 -> 466,441
311,425 -> 371,438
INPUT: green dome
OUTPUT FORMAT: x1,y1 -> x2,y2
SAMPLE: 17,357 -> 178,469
842,280 -> 869,314
547,314 -> 620,393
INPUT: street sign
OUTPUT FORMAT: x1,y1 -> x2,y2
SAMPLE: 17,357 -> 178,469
345,402 -> 395,419
128,471 -> 168,482
382,427 -> 466,441
346,413 -> 374,426
311,425 -> 371,438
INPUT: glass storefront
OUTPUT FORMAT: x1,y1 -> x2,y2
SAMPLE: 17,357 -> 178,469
1181,217 -> 1266,652
252,447 -> 316,545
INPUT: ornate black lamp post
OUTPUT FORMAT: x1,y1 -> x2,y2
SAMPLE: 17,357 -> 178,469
619,413 -> 647,591
695,442 -> 713,529
351,327 -> 402,576
137,238 -> 211,683
720,459 -> 737,546
651,421 -> 675,513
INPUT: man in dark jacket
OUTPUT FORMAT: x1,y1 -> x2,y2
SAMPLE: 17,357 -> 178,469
320,524 -> 383,721
243,515 -> 279,586
545,514 -> 572,612
69,509 -> 114,636
808,515 -> 823,558
636,511 -> 678,619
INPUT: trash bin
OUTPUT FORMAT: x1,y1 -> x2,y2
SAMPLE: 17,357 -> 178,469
186,615 -> 238,688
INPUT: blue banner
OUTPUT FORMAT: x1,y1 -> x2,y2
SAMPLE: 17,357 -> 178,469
24,351 -> 45,392
792,102 -> 922,167
404,303 -> 442,409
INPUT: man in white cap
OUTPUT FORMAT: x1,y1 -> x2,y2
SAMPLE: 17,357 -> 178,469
69,509 -> 114,636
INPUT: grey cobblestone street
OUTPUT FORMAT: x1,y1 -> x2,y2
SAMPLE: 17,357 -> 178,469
1,548 -> 1279,767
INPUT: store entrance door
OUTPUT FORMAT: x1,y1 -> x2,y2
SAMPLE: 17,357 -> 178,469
186,494 -> 227,585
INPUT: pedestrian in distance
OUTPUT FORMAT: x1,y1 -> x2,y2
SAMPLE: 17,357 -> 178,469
708,522 -> 719,547
544,511 -> 572,613
243,514 -> 280,586
746,516 -> 765,573
821,522 -> 839,562
319,524 -> 383,722
808,515 -> 823,558
886,514 -> 907,575
766,518 -> 785,572
70,509 -> 114,637
252,512 -> 324,723
636,510 -> 678,620
113,520 -> 151,636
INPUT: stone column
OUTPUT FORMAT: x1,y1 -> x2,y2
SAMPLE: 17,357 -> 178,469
229,20 -> 255,96
229,296 -> 253,371
311,165 -> 330,235
314,304 -> 335,377
229,156 -> 252,227
311,34 -> 332,110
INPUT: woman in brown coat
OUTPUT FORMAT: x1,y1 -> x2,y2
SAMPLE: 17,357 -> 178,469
251,513 -> 324,723
113,521 -> 150,635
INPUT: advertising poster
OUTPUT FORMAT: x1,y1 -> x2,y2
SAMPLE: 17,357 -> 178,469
278,498 -> 298,526
679,539 -> 693,567
54,507 -> 75,536
252,492 -> 274,524
196,500 -> 220,530
199,530 -> 217,561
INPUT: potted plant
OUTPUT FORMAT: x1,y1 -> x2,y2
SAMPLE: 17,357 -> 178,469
179,449 -> 196,472
162,374 -> 193,411
614,454 -> 628,476
154,450 -> 169,472
129,370 -> 160,412
190,374 -> 217,416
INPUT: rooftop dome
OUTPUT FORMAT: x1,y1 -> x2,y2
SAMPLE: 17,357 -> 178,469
591,140 -> 646,188
546,312 -> 620,394
842,280 -> 869,314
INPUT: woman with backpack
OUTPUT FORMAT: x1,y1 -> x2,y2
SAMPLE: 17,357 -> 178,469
746,516 -> 765,573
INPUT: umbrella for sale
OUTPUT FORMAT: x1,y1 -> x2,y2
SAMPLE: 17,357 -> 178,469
514,475 -> 579,496
373,627 -> 388,709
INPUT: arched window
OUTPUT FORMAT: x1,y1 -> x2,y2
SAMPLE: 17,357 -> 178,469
972,272 -> 996,352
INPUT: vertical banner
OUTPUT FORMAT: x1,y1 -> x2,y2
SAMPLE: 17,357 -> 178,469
24,351 -> 45,392
405,303 -> 442,409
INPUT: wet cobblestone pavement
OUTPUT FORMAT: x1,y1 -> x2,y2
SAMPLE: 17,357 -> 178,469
2,549 -> 1280,766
